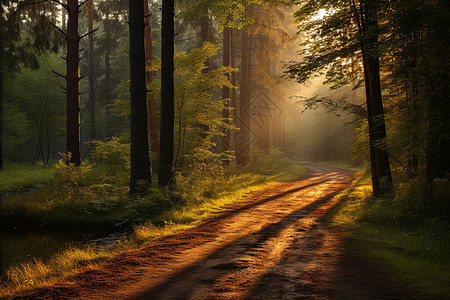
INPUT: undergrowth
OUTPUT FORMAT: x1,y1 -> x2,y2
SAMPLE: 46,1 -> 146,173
0,163 -> 55,191
327,174 -> 450,298
0,148 -> 305,298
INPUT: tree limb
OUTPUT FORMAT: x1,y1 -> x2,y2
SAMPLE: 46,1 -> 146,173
49,22 -> 67,39
79,28 -> 99,40
52,70 -> 66,79
79,73 -> 88,80
78,0 -> 88,8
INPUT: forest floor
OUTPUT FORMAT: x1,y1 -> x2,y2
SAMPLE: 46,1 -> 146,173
13,165 -> 421,300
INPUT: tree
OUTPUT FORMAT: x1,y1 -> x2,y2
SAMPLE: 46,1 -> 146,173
87,0 -> 96,145
129,0 -> 152,191
144,0 -> 159,161
0,0 -> 61,169
286,0 -> 394,196
158,0 -> 175,188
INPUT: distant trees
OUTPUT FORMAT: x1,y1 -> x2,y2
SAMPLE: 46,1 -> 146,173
0,0 -> 61,169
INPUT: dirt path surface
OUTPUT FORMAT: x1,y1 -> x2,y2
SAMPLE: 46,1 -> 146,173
15,165 -> 419,300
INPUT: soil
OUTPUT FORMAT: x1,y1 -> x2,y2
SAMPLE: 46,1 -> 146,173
12,165 -> 422,300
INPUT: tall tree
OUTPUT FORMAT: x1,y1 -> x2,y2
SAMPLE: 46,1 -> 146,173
221,21 -> 231,158
129,0 -> 152,191
65,0 -> 82,165
144,0 -> 159,160
158,0 -> 175,188
286,0 -> 394,196
88,0 -> 96,145
357,0 -> 394,195
236,23 -> 251,165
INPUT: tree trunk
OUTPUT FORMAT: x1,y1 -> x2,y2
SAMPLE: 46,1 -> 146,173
129,0 -> 152,191
88,0 -> 96,145
66,0 -> 81,166
0,61 -> 3,171
158,0 -> 175,188
230,27 -> 237,151
144,0 -> 159,159
104,13 -> 112,137
221,24 -> 230,160
363,0 -> 394,195
236,25 -> 251,165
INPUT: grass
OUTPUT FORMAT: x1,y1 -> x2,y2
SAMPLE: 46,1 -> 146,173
0,157 -> 305,298
0,163 -> 56,191
326,174 -> 450,298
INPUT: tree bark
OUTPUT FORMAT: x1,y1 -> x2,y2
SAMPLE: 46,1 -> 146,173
158,0 -> 175,188
221,24 -> 230,160
0,59 -> 3,171
66,0 -> 81,166
129,0 -> 152,191
104,12 -> 112,137
363,0 -> 394,195
88,0 -> 96,145
236,25 -> 251,165
230,27 -> 237,151
144,0 -> 159,159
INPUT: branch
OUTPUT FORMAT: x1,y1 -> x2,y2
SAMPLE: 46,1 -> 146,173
52,70 -> 66,80
79,73 -> 88,80
49,22 -> 67,39
144,13 -> 152,18
58,84 -> 68,92
50,0 -> 67,10
79,28 -> 99,40
78,0 -> 88,8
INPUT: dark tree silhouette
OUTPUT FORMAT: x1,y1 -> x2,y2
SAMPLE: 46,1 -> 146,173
158,0 -> 175,188
129,0 -> 152,191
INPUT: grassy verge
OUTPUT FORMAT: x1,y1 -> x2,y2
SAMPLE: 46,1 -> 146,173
0,164 -> 55,191
0,160 -> 304,297
326,174 -> 450,298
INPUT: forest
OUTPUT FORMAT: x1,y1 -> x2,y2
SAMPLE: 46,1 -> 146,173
0,0 -> 449,298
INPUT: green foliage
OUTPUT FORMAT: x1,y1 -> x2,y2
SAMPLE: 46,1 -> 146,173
328,175 -> 450,298
3,53 -> 66,164
54,153 -> 92,203
248,147 -> 292,175
149,42 -> 235,175
91,137 -> 130,174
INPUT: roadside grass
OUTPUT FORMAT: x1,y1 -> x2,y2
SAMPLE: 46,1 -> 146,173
0,164 -> 55,191
0,156 -> 305,298
327,174 -> 450,298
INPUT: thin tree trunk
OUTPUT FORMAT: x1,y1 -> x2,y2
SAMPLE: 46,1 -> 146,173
0,59 -> 3,170
88,0 -> 96,145
230,27 -> 237,151
221,24 -> 230,161
144,0 -> 159,159
158,0 -> 175,188
236,24 -> 251,165
104,13 -> 112,137
66,0 -> 81,166
129,0 -> 152,191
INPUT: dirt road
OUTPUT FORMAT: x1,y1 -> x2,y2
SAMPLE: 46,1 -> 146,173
16,165 -> 418,299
